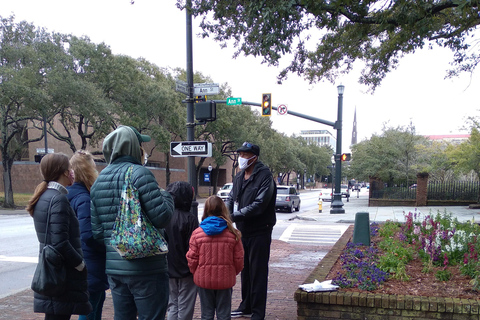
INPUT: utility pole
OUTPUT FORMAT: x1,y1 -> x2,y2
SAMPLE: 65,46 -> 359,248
185,0 -> 198,216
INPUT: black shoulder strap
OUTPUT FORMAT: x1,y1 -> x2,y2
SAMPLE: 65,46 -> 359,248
43,194 -> 57,245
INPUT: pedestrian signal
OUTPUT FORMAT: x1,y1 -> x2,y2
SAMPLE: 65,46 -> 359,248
261,93 -> 271,116
341,153 -> 351,161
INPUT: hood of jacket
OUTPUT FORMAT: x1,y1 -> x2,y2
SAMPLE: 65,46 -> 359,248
200,216 -> 227,236
103,126 -> 142,164
166,181 -> 193,212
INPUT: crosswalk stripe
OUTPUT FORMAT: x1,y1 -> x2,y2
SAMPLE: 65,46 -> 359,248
279,223 -> 349,244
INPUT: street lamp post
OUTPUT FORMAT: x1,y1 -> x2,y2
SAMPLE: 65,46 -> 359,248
330,84 -> 345,214
297,172 -> 300,190
208,164 -> 213,196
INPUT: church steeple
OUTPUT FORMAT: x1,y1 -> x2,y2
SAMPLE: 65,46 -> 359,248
351,107 -> 357,145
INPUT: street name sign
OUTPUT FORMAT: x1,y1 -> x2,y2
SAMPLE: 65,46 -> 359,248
194,83 -> 219,96
36,148 -> 54,154
175,81 -> 219,96
170,141 -> 212,157
226,97 -> 242,106
175,79 -> 189,95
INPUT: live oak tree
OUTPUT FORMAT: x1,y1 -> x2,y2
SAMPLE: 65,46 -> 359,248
38,36 -> 117,153
447,127 -> 480,179
349,124 -> 427,185
177,0 -> 480,91
0,16 -> 57,207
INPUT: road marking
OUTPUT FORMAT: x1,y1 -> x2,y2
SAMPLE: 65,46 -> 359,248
279,224 -> 349,245
0,255 -> 37,263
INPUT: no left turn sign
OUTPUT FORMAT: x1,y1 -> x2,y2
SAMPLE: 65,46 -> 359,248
277,104 -> 287,115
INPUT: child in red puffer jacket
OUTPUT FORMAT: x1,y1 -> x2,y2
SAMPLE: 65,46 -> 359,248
186,195 -> 244,320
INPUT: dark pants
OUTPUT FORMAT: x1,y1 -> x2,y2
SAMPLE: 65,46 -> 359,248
237,232 -> 272,320
44,315 -> 71,320
198,287 -> 232,320
79,290 -> 106,320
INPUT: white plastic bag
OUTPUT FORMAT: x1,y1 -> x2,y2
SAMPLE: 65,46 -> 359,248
298,279 -> 339,292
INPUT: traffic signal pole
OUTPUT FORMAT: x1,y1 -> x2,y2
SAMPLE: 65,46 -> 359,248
185,1 -> 198,216
330,87 -> 345,214
214,88 -> 346,214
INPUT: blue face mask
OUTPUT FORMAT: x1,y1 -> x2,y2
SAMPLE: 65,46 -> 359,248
238,155 -> 256,170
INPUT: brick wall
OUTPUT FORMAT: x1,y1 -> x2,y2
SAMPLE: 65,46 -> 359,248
0,162 -> 187,194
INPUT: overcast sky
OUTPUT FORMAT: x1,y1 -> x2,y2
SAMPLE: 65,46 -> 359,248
2,0 -> 479,148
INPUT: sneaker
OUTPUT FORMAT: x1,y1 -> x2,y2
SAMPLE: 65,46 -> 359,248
231,309 -> 252,318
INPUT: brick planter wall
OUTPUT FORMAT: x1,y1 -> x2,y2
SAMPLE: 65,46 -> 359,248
295,226 -> 480,320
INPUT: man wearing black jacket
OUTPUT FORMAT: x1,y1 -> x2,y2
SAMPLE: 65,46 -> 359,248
226,142 -> 277,320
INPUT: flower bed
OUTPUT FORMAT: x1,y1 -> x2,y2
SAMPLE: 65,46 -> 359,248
295,211 -> 480,320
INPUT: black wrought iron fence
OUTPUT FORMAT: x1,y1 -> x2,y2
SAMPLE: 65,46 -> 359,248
370,181 -> 480,201
428,181 -> 480,201
371,186 -> 416,199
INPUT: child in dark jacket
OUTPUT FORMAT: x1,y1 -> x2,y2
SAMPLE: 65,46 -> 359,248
186,195 -> 244,320
165,181 -> 199,320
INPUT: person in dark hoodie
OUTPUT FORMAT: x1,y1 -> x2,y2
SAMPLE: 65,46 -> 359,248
67,150 -> 109,320
90,126 -> 174,320
164,181 -> 199,320
187,195 -> 244,320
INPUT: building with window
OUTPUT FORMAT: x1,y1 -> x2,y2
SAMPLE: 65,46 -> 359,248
425,134 -> 470,144
300,130 -> 336,152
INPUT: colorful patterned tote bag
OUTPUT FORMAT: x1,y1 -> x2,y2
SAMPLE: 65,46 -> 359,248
110,165 -> 168,259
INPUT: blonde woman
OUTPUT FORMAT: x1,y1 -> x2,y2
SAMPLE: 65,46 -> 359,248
67,150 -> 108,320
27,153 -> 91,320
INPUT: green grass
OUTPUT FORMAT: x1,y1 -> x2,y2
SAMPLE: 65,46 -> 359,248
0,193 -> 32,208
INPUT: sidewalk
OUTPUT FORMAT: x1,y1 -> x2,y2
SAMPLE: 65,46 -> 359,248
295,193 -> 480,225
0,239 -> 326,320
2,198 -> 479,319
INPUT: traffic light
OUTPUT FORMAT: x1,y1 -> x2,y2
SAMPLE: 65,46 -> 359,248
341,153 -> 351,161
261,93 -> 271,116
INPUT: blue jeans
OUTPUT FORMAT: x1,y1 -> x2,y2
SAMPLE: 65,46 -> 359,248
78,290 -> 106,320
108,273 -> 169,320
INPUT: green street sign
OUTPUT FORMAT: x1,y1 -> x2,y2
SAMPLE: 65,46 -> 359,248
226,97 -> 242,106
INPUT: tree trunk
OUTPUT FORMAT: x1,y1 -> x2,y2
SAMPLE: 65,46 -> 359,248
2,157 -> 15,208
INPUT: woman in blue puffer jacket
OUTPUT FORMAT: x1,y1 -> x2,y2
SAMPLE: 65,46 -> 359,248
67,150 -> 109,320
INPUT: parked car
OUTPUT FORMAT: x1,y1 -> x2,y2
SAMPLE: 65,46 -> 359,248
319,189 -> 333,202
216,183 -> 233,201
341,185 -> 350,198
275,186 -> 301,213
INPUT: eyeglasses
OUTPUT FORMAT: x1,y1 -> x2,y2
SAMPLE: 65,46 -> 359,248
242,142 -> 253,148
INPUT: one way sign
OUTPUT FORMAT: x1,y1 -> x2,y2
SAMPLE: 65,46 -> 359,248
170,141 -> 212,157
